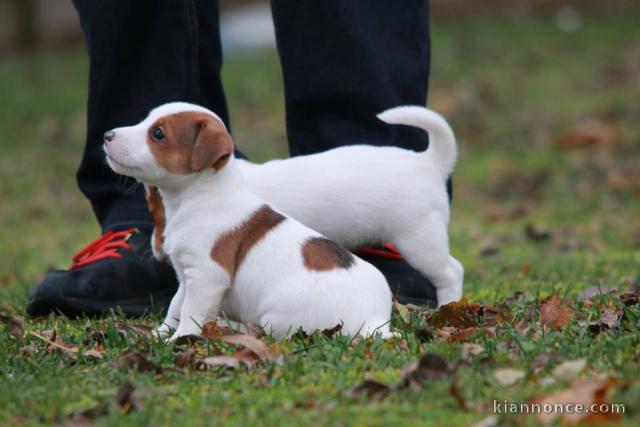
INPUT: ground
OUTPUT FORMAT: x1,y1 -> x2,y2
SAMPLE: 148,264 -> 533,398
1,7 -> 639,427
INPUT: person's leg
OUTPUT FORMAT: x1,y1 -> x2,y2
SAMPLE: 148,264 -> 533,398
271,0 -> 443,305
270,0 -> 430,155
74,0 -> 230,232
27,0 -> 229,317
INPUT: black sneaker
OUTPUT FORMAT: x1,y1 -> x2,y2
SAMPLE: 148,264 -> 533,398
357,243 -> 437,307
26,228 -> 178,317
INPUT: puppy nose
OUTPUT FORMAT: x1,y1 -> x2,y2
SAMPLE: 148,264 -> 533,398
104,130 -> 116,142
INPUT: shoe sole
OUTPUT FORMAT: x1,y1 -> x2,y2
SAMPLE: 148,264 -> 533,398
27,289 -> 176,318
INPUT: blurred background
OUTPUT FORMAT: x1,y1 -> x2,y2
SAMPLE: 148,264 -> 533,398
0,0 -> 638,306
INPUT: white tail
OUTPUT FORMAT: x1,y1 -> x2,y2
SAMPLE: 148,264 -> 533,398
377,106 -> 457,176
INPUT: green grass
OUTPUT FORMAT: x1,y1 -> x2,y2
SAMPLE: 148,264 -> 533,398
1,7 -> 640,426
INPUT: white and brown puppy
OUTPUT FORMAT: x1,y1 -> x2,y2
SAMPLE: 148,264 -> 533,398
147,103 -> 464,306
104,103 -> 393,340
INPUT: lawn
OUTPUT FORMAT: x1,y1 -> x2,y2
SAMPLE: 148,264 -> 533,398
1,6 -> 640,426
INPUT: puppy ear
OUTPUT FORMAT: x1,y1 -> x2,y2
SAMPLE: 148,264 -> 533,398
190,119 -> 234,172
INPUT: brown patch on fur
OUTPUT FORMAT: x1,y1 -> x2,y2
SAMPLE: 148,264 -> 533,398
302,237 -> 355,271
211,205 -> 286,277
147,111 -> 233,174
145,185 -> 166,258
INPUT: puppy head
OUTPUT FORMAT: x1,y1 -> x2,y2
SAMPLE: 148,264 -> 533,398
104,103 -> 234,185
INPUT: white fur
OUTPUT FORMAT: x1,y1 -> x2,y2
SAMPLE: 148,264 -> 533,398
104,103 -> 393,340
236,106 -> 464,305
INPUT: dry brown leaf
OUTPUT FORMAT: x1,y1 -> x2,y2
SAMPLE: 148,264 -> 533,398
174,348 -> 197,369
599,305 -> 623,329
551,359 -> 586,382
111,350 -> 162,374
530,353 -> 554,373
428,299 -> 482,328
493,368 -> 526,386
201,355 -> 241,370
449,378 -> 469,410
461,343 -> 485,361
483,304 -> 512,326
349,379 -> 391,401
0,314 -> 24,340
478,236 -> 500,257
401,353 -> 452,391
515,308 -> 536,333
447,327 -> 480,343
114,381 -> 141,413
539,294 -> 575,330
484,203 -> 529,222
28,331 -> 103,360
202,321 -> 223,340
428,299 -> 508,329
530,377 -> 620,425
115,321 -> 152,337
414,326 -> 434,342
578,286 -> 618,301
524,224 -> 551,241
489,169 -> 549,199
588,304 -> 623,337
619,292 -> 639,306
321,322 -> 344,338
220,334 -> 274,362
245,322 -> 266,338
555,119 -> 618,150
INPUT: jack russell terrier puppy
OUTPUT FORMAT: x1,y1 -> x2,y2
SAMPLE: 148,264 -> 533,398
146,103 -> 464,307
104,103 -> 393,340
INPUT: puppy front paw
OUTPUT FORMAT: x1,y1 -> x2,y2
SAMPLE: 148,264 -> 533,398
153,323 -> 174,339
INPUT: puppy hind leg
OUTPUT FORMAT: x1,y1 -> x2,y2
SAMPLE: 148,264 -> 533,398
394,218 -> 463,307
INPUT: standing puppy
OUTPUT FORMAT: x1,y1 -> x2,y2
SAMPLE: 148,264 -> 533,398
147,104 -> 463,306
104,103 -> 393,340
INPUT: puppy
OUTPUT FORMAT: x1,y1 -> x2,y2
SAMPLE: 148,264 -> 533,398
147,104 -> 463,306
105,103 -> 393,340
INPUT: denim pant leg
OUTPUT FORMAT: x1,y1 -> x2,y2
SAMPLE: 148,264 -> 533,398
72,0 -> 229,233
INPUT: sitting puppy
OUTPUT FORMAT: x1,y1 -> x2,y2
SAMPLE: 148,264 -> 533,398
104,102 -> 393,340
148,104 -> 463,306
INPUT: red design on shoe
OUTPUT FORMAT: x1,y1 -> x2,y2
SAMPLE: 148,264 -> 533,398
70,228 -> 136,270
356,243 -> 404,260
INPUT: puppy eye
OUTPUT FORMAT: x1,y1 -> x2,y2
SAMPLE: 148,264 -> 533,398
151,127 -> 165,141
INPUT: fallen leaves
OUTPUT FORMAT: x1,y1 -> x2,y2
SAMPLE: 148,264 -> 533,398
113,381 -> 142,413
351,352 -> 454,399
111,350 -> 162,374
401,353 -> 453,390
530,376 -> 621,425
488,169 -> 549,200
493,368 -> 526,387
425,299 -> 507,344
65,381 -> 141,425
551,359 -> 587,382
539,294 -> 575,330
349,379 -> 391,402
524,224 -> 551,242
28,330 -> 104,360
461,343 -> 485,361
555,119 -> 618,150
172,328 -> 278,372
219,334 -> 275,364
0,314 -> 24,340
